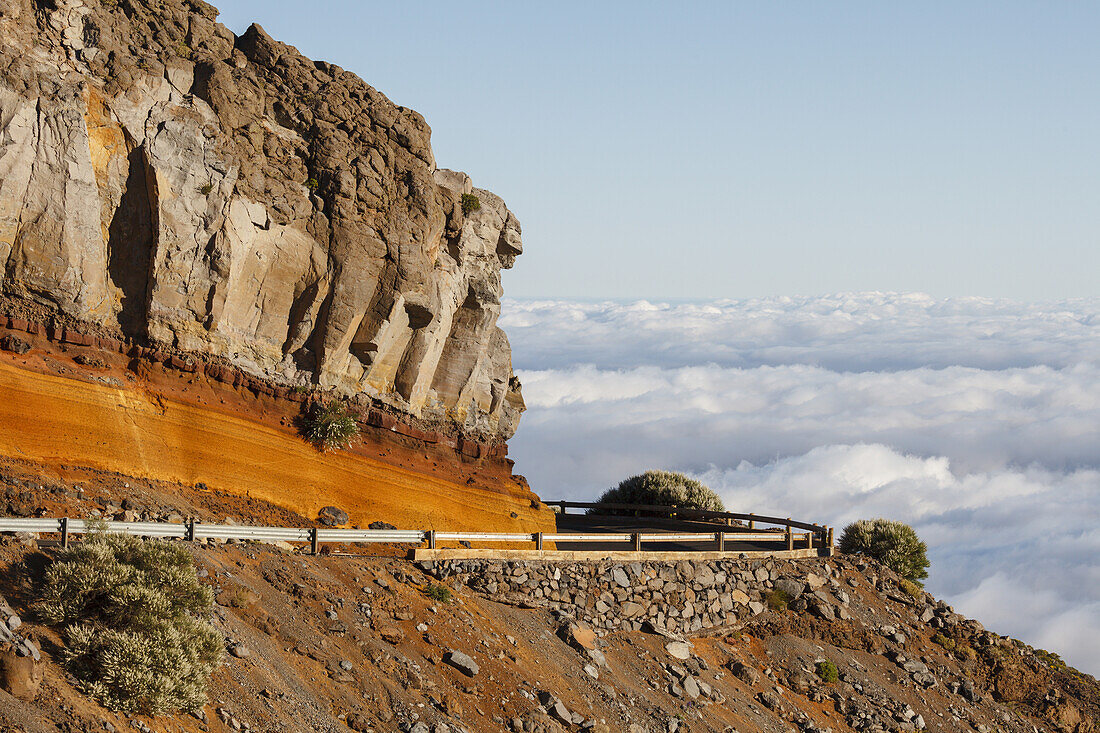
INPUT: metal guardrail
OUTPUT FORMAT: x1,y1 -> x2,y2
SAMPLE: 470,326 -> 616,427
0,515 -> 829,555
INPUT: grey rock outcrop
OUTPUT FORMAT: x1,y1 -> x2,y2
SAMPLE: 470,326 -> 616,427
0,0 -> 524,439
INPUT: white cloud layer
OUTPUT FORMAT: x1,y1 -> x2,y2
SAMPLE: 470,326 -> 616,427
503,293 -> 1100,675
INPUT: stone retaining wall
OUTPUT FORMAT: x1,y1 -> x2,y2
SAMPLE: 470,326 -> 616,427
419,556 -> 849,636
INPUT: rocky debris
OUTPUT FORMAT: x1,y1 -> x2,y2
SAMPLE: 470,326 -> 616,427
443,650 -> 479,677
369,521 -> 397,530
0,0 -> 526,442
0,595 -> 42,700
317,505 -> 349,527
0,335 -> 30,354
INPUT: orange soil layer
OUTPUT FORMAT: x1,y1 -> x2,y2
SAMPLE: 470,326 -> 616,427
0,354 -> 554,534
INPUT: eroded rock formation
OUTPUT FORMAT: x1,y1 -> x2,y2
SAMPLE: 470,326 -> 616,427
0,0 -> 524,439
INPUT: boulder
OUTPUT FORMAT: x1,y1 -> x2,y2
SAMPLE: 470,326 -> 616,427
0,649 -> 42,700
317,506 -> 349,527
443,650 -> 479,677
0,336 -> 30,355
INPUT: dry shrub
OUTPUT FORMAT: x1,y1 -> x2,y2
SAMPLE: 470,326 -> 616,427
36,532 -> 222,715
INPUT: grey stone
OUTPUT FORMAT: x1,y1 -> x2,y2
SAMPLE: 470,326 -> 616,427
664,641 -> 692,660
444,650 -> 479,677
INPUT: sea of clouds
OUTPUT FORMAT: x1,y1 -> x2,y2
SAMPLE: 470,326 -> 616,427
501,293 -> 1100,675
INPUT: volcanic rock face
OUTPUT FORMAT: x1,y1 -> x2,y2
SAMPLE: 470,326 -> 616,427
0,0 -> 524,439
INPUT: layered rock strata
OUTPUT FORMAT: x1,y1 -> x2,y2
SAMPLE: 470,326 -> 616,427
0,0 -> 524,439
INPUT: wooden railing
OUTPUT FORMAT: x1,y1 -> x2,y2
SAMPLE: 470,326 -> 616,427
547,500 -> 834,550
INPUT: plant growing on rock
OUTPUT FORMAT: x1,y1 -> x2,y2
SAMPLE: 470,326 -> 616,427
591,470 -> 725,514
839,518 -> 930,584
765,588 -> 791,611
301,400 -> 361,452
460,193 -> 480,215
35,532 -> 222,715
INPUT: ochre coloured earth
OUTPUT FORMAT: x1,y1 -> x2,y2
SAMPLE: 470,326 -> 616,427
0,354 -> 551,535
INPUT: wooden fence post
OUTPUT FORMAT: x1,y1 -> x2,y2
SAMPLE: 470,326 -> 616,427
632,532 -> 641,551
807,531 -> 814,549
60,518 -> 69,549
535,532 -> 544,551
716,531 -> 725,552
748,513 -> 755,530
310,527 -> 319,555
785,527 -> 793,551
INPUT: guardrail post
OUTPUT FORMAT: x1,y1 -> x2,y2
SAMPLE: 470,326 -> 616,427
186,519 -> 196,542
60,518 -> 69,549
535,532 -> 544,550
427,530 -> 436,550
785,527 -> 793,551
716,531 -> 725,552
310,527 -> 319,555
558,502 -> 566,515
748,513 -> 755,530
807,531 -> 813,549
632,532 -> 641,551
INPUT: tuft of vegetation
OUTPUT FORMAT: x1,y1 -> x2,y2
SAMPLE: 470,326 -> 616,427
35,531 -> 222,715
301,400 -> 360,452
590,470 -> 725,514
838,518 -> 929,584
305,177 -> 319,191
176,43 -> 192,59
460,193 -> 480,215
424,583 -> 452,604
932,633 -> 957,651
815,660 -> 839,683
198,182 -> 213,195
898,577 -> 923,600
765,589 -> 791,612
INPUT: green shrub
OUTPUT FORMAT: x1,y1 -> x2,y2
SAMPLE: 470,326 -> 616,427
765,589 -> 791,611
36,532 -> 222,715
305,177 -> 319,191
424,583 -> 452,604
460,193 -> 480,215
898,578 -> 923,600
590,470 -> 725,514
815,660 -> 839,683
198,182 -> 213,195
301,400 -> 360,452
838,518 -> 929,584
932,633 -> 957,651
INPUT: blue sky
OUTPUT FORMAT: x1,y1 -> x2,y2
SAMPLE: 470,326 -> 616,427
216,1 -> 1099,299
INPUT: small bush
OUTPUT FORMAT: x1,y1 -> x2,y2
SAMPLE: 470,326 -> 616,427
815,660 -> 839,683
460,193 -> 480,215
838,518 -> 929,584
898,578 -> 923,600
591,470 -> 725,514
198,182 -> 213,195
931,633 -> 957,651
301,400 -> 360,452
765,589 -> 791,612
424,584 -> 452,604
305,177 -> 319,191
36,532 -> 222,714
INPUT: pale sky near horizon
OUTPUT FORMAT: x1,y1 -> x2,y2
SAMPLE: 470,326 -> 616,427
215,1 -> 1099,301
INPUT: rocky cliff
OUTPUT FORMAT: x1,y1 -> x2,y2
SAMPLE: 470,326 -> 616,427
0,0 -> 524,440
